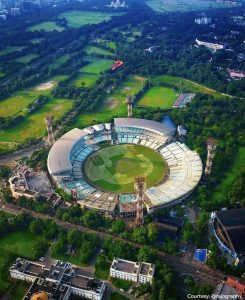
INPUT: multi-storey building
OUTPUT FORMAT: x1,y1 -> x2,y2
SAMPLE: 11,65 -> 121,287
110,258 -> 155,284
10,258 -> 106,300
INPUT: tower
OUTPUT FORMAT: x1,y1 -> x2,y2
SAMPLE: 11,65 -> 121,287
205,138 -> 218,176
44,115 -> 54,146
126,96 -> 133,118
71,189 -> 78,201
134,176 -> 146,226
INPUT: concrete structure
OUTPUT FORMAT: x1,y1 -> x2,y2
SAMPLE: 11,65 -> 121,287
110,258 -> 155,284
44,115 -> 54,146
196,38 -> 224,52
10,258 -> 105,300
212,208 -> 245,266
172,93 -> 196,108
135,177 -> 146,226
47,118 -> 202,215
177,125 -> 187,136
205,138 -> 217,175
195,17 -> 211,25
9,165 -> 61,206
126,96 -> 133,118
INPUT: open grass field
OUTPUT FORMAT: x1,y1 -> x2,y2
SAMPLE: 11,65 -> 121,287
106,41 -> 116,50
30,38 -> 43,44
73,73 -> 99,88
59,10 -> 122,28
138,86 -> 178,109
111,278 -> 132,291
211,147 -> 245,203
0,231 -> 44,259
15,53 -> 38,64
80,59 -> 114,74
0,75 -> 67,118
0,46 -> 25,56
49,54 -> 71,70
0,71 -> 5,78
85,46 -> 113,56
74,75 -> 146,128
147,0 -> 232,12
0,97 -> 73,143
27,21 -> 64,32
152,75 -> 227,98
84,144 -> 167,193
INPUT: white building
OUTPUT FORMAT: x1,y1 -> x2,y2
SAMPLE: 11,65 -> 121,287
196,38 -> 224,52
177,125 -> 187,136
10,258 -> 106,300
110,258 -> 155,284
195,17 -> 211,25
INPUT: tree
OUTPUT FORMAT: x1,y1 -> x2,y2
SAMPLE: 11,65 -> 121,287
29,219 -> 42,235
132,227 -> 148,244
138,246 -> 157,263
111,219 -> 126,234
147,223 -> 158,244
0,165 -> 11,179
67,229 -> 82,248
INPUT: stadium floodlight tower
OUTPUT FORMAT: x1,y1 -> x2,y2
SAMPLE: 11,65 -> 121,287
44,115 -> 54,146
71,188 -> 78,201
134,176 -> 146,226
205,138 -> 218,176
126,96 -> 134,118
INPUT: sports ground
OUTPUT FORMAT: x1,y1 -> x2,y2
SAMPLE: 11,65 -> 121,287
84,144 -> 167,193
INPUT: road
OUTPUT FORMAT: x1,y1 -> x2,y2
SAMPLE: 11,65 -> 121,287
0,202 -> 225,287
0,144 -> 41,165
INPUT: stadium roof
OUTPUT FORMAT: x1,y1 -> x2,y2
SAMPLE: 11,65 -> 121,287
47,128 -> 87,175
216,208 -> 245,255
114,118 -> 175,137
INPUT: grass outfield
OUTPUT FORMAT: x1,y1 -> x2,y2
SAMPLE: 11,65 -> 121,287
84,144 -> 167,193
0,231 -> 44,259
27,21 -> 64,32
80,59 -> 114,74
0,46 -> 25,56
210,147 -> 245,203
59,10 -> 122,28
73,73 -> 99,88
85,46 -> 113,56
147,0 -> 231,12
15,53 -> 38,64
138,86 -> 178,109
152,75 -> 226,98
74,75 -> 146,128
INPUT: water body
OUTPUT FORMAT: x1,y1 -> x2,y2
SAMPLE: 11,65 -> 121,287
161,115 -> 176,130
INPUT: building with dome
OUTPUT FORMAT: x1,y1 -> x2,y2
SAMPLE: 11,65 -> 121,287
10,258 -> 105,300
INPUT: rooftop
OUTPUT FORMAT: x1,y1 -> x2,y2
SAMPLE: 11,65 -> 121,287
216,208 -> 245,255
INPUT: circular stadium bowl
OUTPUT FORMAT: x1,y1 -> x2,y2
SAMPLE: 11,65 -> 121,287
47,118 -> 203,216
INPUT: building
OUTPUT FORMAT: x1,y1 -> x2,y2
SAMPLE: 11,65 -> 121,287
110,258 -> 155,284
196,38 -> 224,52
156,216 -> 184,244
172,93 -> 196,108
228,69 -> 245,79
195,17 -> 211,25
10,258 -> 106,300
9,165 -> 61,206
47,118 -> 202,215
177,125 -> 187,136
212,208 -> 245,266
213,278 -> 245,299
